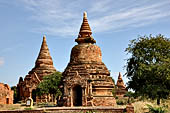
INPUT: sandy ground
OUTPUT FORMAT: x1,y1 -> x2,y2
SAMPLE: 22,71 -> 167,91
0,100 -> 170,113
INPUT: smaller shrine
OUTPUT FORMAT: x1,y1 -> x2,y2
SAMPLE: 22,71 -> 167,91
116,72 -> 128,97
17,36 -> 57,102
0,83 -> 13,104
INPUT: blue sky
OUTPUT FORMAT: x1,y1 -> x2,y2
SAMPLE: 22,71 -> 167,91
0,0 -> 170,87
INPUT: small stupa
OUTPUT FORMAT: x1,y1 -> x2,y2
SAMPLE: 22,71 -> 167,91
116,72 -> 128,97
62,12 -> 116,107
17,36 -> 56,102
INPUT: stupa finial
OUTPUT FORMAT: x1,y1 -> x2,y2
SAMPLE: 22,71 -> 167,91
118,72 -> 122,78
83,11 -> 87,18
43,35 -> 46,41
75,12 -> 96,44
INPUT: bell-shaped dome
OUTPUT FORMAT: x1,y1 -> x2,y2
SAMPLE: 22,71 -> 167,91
70,43 -> 102,63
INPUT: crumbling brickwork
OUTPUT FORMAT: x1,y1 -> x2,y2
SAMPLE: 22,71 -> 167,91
0,83 -> 13,104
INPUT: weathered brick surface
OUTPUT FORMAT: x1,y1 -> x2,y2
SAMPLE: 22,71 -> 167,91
93,97 -> 116,106
0,83 -> 13,104
70,43 -> 102,63
17,36 -> 56,102
62,12 -> 116,107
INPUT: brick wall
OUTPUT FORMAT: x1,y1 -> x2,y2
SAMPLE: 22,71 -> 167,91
0,83 -> 13,104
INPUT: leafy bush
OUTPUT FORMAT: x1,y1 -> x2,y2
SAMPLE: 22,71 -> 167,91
116,99 -> 128,105
85,111 -> 96,113
147,104 -> 167,113
116,100 -> 124,105
24,107 -> 33,110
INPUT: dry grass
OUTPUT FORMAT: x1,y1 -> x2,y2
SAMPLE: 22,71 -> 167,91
0,99 -> 170,113
132,99 -> 170,113
0,104 -> 22,110
132,101 -> 153,113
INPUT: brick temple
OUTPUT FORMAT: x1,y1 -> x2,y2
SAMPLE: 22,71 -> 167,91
62,12 -> 116,107
0,83 -> 13,104
17,36 -> 56,102
116,72 -> 128,97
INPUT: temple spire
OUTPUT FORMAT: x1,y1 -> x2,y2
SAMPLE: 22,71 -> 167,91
36,35 -> 53,66
75,12 -> 96,44
36,35 -> 50,60
29,35 -> 56,80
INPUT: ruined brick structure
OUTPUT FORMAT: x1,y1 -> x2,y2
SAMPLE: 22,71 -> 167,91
62,12 -> 116,107
0,83 -> 13,104
116,72 -> 128,97
17,36 -> 56,102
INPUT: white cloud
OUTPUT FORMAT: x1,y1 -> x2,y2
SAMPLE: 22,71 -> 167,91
88,0 -> 112,14
18,0 -> 170,36
0,57 -> 4,66
91,1 -> 170,32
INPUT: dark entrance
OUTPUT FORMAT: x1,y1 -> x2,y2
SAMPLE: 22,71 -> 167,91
32,89 -> 36,102
73,85 -> 82,106
6,98 -> 9,104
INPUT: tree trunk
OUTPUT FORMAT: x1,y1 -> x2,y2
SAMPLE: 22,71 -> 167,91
54,95 -> 57,105
128,97 -> 130,104
51,94 -> 54,103
157,98 -> 160,105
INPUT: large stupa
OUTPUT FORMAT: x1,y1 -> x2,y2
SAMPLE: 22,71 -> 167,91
62,12 -> 116,106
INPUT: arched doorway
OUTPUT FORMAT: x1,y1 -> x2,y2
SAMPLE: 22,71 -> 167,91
32,89 -> 36,102
73,85 -> 82,106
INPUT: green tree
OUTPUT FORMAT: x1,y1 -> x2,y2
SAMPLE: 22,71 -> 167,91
36,72 -> 62,104
125,34 -> 170,105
